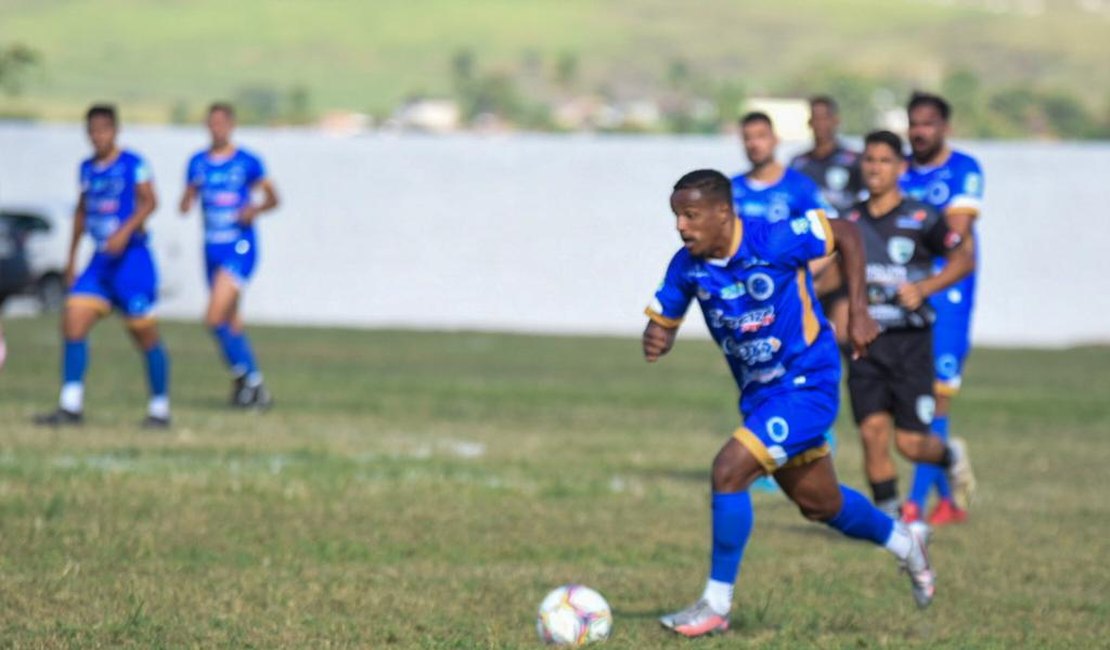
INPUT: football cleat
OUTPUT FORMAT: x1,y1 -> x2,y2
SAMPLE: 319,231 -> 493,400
660,599 -> 729,637
927,499 -> 967,526
900,521 -> 936,609
33,408 -> 84,427
900,501 -> 923,524
945,437 -> 976,511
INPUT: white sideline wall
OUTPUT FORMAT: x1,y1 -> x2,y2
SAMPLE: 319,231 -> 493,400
2,124 -> 1108,347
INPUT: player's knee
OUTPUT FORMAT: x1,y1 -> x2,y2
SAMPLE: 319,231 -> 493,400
711,446 -> 748,492
858,420 -> 886,449
795,494 -> 841,522
894,431 -> 927,460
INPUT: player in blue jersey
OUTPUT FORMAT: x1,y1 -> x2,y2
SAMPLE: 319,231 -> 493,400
645,170 -> 969,637
898,92 -> 984,526
35,104 -> 171,427
179,103 -> 279,408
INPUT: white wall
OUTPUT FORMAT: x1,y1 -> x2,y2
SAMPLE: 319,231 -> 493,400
2,124 -> 1108,347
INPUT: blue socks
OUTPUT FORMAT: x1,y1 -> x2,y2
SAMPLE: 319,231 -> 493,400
63,339 -> 88,384
709,491 -> 754,584
825,485 -> 894,545
144,342 -> 169,398
910,414 -> 952,508
211,324 -> 259,380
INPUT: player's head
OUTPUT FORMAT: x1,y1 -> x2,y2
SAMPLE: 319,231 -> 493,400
861,130 -> 908,197
85,104 -> 118,156
807,95 -> 840,144
739,111 -> 778,168
670,169 -> 736,259
907,92 -> 951,163
207,102 -> 236,147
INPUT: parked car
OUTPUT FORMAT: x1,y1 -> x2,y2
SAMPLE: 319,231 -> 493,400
0,205 -> 69,312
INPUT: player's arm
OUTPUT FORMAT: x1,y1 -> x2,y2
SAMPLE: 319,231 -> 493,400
827,217 -> 880,357
65,194 -> 87,287
943,208 -> 977,239
240,178 -> 279,225
105,180 -> 157,255
179,184 -> 198,215
897,233 -> 975,311
642,319 -> 678,363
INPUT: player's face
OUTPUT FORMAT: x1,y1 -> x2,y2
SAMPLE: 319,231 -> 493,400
86,115 -> 117,157
207,109 -> 235,146
861,142 -> 907,196
671,188 -> 732,259
808,104 -> 838,143
908,105 -> 948,162
741,121 -> 777,167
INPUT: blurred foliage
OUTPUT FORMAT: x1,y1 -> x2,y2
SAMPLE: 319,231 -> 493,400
0,43 -> 40,96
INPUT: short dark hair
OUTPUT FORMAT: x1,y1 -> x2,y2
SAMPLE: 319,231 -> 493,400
809,95 -> 839,115
208,102 -> 236,119
863,130 -> 905,157
673,169 -> 733,207
739,111 -> 773,129
85,104 -> 117,125
907,91 -> 951,121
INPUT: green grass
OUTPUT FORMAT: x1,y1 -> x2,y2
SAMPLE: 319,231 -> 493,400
0,317 -> 1108,648
1,0 -> 1108,120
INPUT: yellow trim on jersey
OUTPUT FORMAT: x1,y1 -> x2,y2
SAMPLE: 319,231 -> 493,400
644,308 -> 682,329
733,427 -> 776,475
934,380 -> 961,397
814,209 -> 835,256
797,268 -> 820,345
944,206 -> 980,220
780,443 -> 831,469
66,295 -> 111,315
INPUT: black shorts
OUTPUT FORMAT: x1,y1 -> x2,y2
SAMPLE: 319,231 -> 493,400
848,328 -> 935,433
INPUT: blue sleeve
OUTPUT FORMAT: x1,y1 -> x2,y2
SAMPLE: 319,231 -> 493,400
186,155 -> 202,187
645,251 -> 694,327
763,209 -> 836,266
78,162 -> 90,194
948,156 -> 984,216
133,155 -> 153,184
248,152 -> 267,186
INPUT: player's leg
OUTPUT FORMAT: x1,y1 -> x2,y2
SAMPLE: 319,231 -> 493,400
660,435 -> 763,637
847,335 -> 903,517
206,248 -> 267,407
775,454 -> 935,608
117,243 -> 171,426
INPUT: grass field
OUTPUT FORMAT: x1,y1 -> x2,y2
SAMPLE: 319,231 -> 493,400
2,0 -> 1109,120
0,316 -> 1108,648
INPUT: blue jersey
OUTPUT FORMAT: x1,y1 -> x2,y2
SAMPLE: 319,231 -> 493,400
731,167 -> 836,223
186,148 -> 267,245
647,210 -> 840,413
79,150 -> 153,249
899,149 -> 983,225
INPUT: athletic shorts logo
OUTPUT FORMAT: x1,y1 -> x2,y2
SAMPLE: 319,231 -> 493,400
766,416 -> 790,443
936,354 -> 960,379
746,272 -> 775,301
887,236 -> 916,264
946,288 -> 963,304
826,166 -> 850,191
916,395 -> 936,425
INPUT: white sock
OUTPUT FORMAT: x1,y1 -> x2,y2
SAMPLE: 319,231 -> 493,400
148,395 -> 170,419
60,382 -> 84,413
701,579 -> 733,615
883,521 -> 913,561
246,372 -> 263,387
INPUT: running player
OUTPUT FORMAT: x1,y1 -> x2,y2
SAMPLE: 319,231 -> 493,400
899,92 -> 984,525
644,170 -> 967,637
790,96 -> 864,343
847,130 -> 976,519
35,104 -> 171,427
179,103 -> 279,408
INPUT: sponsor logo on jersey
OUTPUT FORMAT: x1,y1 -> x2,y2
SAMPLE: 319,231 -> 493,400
887,236 -> 917,264
697,287 -> 712,301
790,217 -> 811,235
767,201 -> 790,222
964,172 -> 982,196
708,307 -> 776,332
746,272 -> 775,301
826,166 -> 850,191
719,282 -> 746,300
741,363 -> 787,387
866,264 -> 908,285
896,217 -> 925,230
723,336 -> 782,365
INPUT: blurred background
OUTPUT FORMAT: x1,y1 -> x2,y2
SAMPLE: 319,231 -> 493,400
1,0 -> 1109,344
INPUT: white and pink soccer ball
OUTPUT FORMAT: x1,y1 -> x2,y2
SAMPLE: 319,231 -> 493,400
536,584 -> 612,646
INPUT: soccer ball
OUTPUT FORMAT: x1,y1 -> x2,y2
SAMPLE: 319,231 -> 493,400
536,584 -> 612,646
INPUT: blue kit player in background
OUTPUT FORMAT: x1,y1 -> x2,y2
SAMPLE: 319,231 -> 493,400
35,104 -> 171,427
180,102 -> 279,408
645,170 -> 935,638
899,92 -> 983,526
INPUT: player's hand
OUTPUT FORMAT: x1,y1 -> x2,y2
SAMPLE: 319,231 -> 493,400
847,307 -> 881,360
238,205 -> 260,225
104,230 -> 130,256
897,282 -> 925,311
642,321 -> 677,362
178,195 -> 192,215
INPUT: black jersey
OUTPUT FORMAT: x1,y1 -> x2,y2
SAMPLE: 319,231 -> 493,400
790,144 -> 863,214
846,197 -> 960,330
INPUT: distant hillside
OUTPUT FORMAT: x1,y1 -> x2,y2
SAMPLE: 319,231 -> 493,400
1,0 -> 1107,133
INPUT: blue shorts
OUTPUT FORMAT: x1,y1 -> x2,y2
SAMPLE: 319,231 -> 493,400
70,243 -> 158,319
205,237 -> 257,288
733,382 -> 838,475
930,271 -> 976,396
